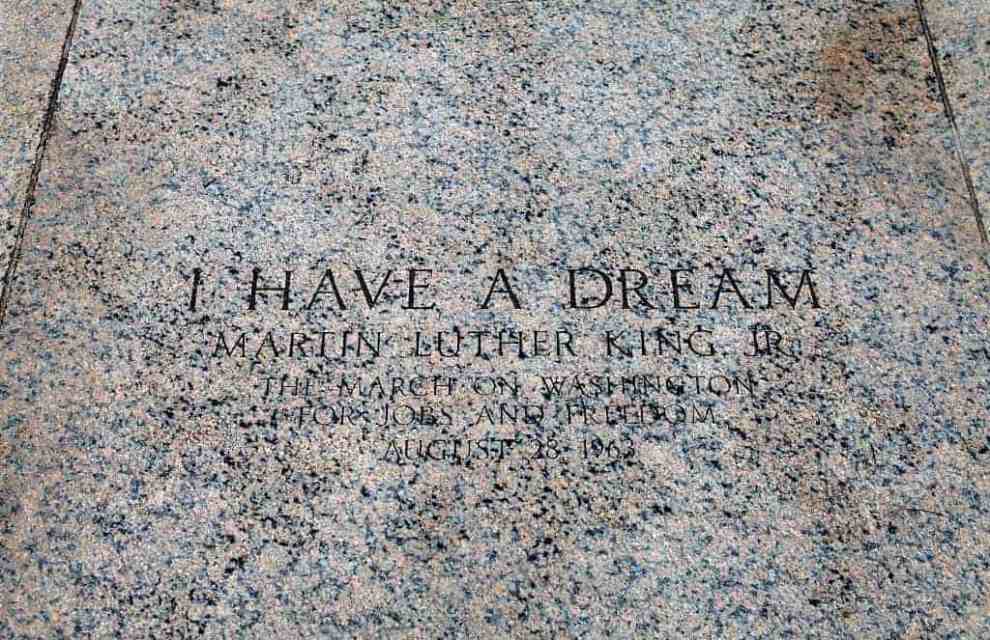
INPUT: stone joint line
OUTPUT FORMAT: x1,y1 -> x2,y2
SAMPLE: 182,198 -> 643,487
913,0 -> 988,244
0,0 -> 85,329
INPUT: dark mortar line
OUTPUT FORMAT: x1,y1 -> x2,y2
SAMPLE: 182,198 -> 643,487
913,0 -> 987,244
0,0 -> 84,329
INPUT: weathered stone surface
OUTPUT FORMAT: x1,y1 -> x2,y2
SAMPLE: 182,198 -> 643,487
0,1 -> 75,312
1,1 -> 988,638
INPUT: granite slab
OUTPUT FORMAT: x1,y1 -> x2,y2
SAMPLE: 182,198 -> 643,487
0,1 -> 77,320
1,1 -> 989,638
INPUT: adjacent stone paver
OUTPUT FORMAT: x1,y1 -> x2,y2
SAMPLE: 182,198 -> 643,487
927,0 -> 990,241
0,1 -> 76,314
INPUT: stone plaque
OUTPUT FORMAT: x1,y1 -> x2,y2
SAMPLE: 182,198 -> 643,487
1,1 -> 988,637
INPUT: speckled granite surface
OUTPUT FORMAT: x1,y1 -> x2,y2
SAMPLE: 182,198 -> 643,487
928,0 -> 990,242
0,1 -> 75,310
1,1 -> 988,638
